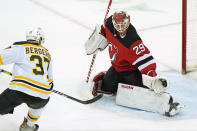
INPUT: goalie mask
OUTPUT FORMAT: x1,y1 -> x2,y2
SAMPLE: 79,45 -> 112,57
26,27 -> 45,44
112,11 -> 130,38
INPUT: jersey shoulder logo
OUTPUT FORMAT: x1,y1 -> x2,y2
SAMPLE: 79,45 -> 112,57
108,43 -> 118,62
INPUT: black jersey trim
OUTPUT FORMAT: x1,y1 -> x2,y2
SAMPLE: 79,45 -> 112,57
11,79 -> 52,92
13,41 -> 39,46
134,56 -> 154,68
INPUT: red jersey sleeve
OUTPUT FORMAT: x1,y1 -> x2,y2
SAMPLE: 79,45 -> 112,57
129,40 -> 157,77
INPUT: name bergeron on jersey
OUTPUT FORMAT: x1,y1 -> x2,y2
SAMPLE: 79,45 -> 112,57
25,46 -> 50,60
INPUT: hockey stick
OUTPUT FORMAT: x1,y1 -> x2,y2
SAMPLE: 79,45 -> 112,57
0,69 -> 12,76
86,52 -> 98,83
52,89 -> 102,104
86,0 -> 112,83
0,69 -> 102,104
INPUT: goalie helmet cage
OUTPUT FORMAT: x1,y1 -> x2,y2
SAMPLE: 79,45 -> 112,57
182,0 -> 197,74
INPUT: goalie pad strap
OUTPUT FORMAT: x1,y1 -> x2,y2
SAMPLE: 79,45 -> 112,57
116,83 -> 171,114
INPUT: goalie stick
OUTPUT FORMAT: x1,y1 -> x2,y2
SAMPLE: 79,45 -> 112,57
0,69 -> 103,104
86,0 -> 112,83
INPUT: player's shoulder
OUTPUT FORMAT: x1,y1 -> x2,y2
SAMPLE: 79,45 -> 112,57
13,41 -> 28,46
126,24 -> 142,47
105,15 -> 114,29
106,15 -> 113,24
128,24 -> 137,32
13,40 -> 39,46
2,41 -> 27,50
13,41 -> 48,50
13,41 -> 41,49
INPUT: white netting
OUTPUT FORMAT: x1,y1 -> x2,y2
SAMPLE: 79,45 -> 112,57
186,0 -> 197,72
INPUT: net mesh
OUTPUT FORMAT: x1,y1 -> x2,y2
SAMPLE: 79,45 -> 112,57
186,0 -> 197,72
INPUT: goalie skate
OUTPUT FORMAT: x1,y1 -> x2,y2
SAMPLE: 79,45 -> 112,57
19,117 -> 39,131
165,102 -> 184,116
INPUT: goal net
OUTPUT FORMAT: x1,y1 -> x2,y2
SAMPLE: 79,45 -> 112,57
182,0 -> 197,73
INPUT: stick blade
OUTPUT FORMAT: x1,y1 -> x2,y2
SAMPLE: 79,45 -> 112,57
82,94 -> 103,104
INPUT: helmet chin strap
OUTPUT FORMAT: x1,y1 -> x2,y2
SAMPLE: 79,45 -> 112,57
119,31 -> 126,38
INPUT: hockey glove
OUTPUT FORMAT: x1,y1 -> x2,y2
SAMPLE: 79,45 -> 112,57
152,76 -> 170,93
84,24 -> 108,55
142,74 -> 170,94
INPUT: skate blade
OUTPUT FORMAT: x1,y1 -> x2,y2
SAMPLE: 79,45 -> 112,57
170,104 -> 185,116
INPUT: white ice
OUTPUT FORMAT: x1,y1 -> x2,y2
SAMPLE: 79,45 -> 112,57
0,0 -> 197,130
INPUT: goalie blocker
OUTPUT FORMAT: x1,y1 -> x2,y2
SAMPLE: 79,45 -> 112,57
142,74 -> 170,94
116,83 -> 183,116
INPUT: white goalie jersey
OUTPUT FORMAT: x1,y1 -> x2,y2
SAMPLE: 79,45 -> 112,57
0,41 -> 53,99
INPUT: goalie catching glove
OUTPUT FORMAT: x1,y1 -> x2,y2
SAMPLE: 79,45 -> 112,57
142,74 -> 170,94
84,24 -> 108,55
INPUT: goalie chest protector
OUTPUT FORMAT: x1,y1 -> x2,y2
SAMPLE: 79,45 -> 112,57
103,16 -> 156,73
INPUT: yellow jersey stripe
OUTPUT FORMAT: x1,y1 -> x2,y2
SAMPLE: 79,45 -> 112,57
0,55 -> 4,65
27,40 -> 39,43
14,76 -> 50,88
28,111 -> 40,118
10,82 -> 51,94
48,79 -> 53,82
21,44 -> 46,49
27,116 -> 38,122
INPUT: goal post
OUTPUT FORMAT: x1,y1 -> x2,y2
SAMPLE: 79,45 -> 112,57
182,0 -> 186,74
182,0 -> 197,74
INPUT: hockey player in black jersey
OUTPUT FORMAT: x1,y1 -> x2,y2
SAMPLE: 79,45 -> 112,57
0,27 -> 53,131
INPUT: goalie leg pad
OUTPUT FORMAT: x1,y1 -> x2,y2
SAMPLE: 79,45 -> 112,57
116,83 -> 172,115
91,72 -> 113,96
